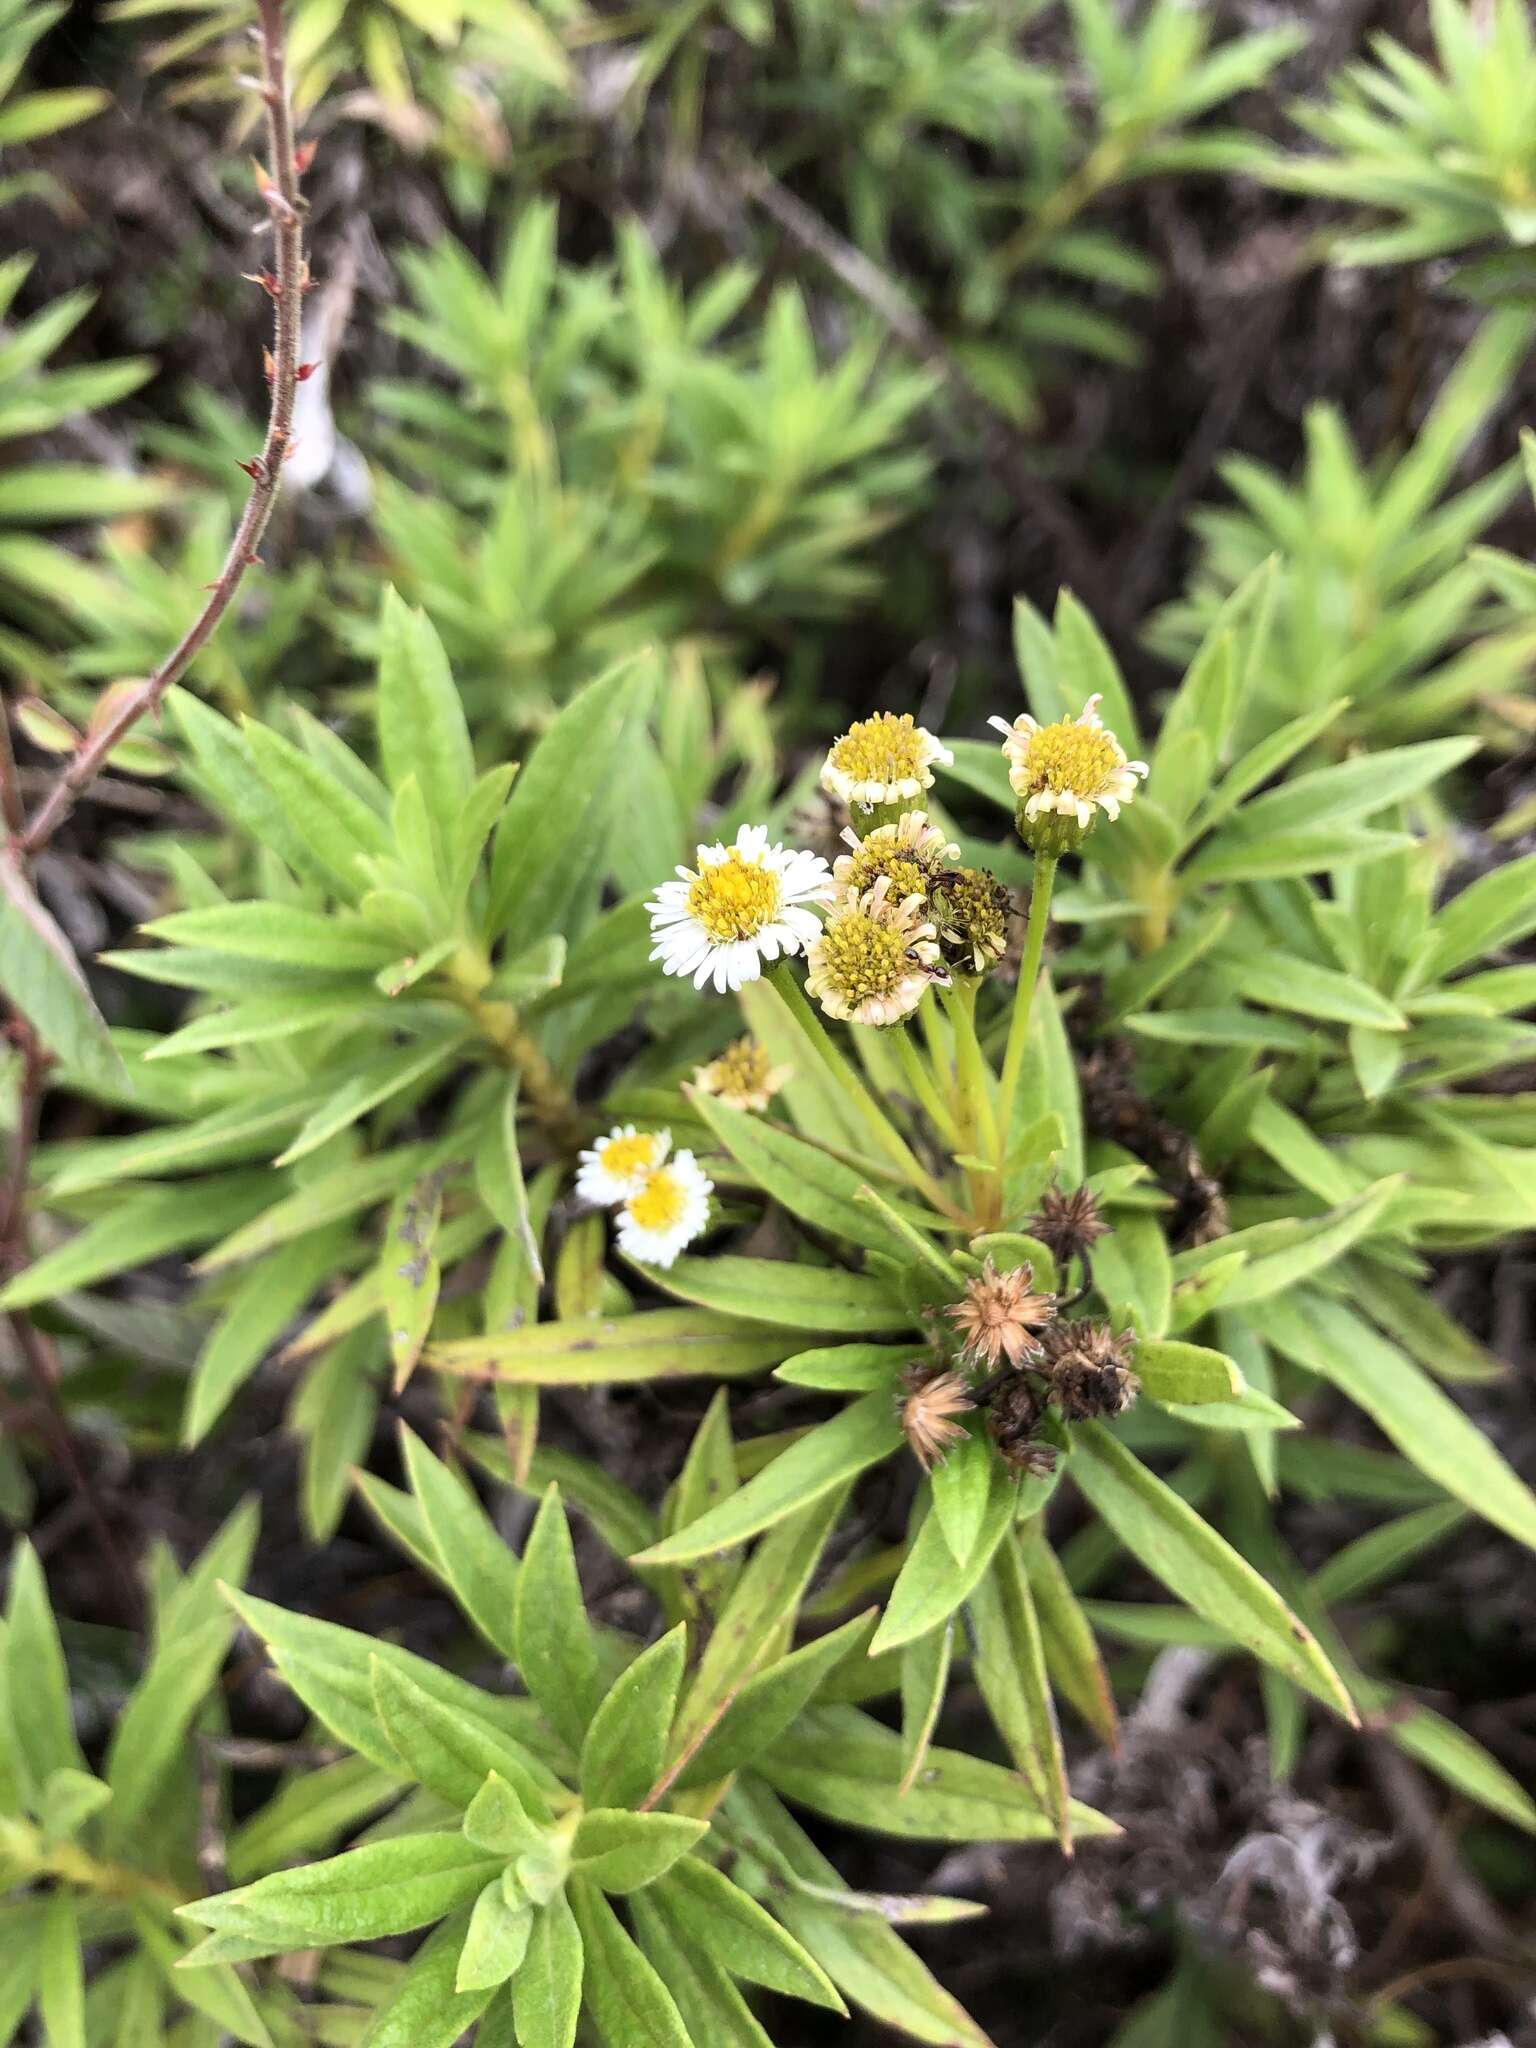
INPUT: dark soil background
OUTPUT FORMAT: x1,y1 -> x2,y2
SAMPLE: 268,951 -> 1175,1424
8,2 -> 1536,2044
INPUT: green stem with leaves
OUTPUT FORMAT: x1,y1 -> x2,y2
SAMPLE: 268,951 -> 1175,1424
766,963 -> 960,1219
996,856 -> 1057,1173
891,1019 -> 959,1148
940,979 -> 1000,1225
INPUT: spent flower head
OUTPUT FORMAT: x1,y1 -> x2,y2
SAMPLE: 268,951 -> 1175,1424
988,1375 -> 1058,1478
989,695 -> 1147,856
933,865 -> 1011,976
821,712 -> 953,817
832,810 -> 957,906
692,1035 -> 791,1113
947,1257 -> 1056,1372
576,1124 -> 670,1206
900,1366 -> 975,1471
1038,1319 -> 1140,1420
805,875 -> 944,1027
649,823 -> 834,994
614,1150 -> 713,1268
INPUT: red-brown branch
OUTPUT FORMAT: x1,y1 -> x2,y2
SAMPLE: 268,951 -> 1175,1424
0,0 -> 306,1624
17,0 -> 307,860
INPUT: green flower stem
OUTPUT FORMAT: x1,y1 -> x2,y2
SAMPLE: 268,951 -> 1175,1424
996,856 -> 1057,1171
919,989 -> 950,1087
940,979 -> 1000,1219
766,963 -> 959,1218
445,953 -> 583,1150
891,1019 -> 959,1148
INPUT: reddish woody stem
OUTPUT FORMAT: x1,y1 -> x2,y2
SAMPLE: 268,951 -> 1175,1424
17,0 -> 307,860
0,0 -> 305,1623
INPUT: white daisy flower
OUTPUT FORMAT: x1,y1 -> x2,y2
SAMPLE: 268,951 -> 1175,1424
615,1150 -> 713,1268
805,875 -> 945,1028
988,694 -> 1147,848
576,1124 -> 670,1207
821,713 -> 953,814
648,824 -> 834,995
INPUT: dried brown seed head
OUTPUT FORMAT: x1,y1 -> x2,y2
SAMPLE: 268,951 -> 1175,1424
947,1257 -> 1056,1372
899,1366 -> 975,1471
1038,1319 -> 1140,1420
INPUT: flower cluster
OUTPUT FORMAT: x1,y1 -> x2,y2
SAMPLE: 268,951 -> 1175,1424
645,697 -> 1142,1028
895,1255 -> 1139,1474
576,1125 -> 713,1268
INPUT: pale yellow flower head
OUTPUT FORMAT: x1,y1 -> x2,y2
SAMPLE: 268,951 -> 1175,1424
832,810 -> 958,907
692,1036 -> 791,1113
805,875 -> 944,1027
989,694 -> 1147,855
821,713 -> 952,816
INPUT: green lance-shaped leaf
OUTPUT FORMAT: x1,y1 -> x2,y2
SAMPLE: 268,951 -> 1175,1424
376,589 -> 475,840
360,1913 -> 499,2048
773,1343 -> 912,1391
0,845 -> 123,1089
634,1397 -> 903,1566
580,1624 -> 687,1812
38,1890 -> 85,2048
1266,1295 -> 1536,1554
674,1609 -> 876,1792
668,1488 -> 849,1767
397,1425 -> 520,1660
655,1856 -> 845,2011
463,1770 -> 545,1858
456,1881 -> 534,1994
640,1255 -> 915,1334
515,1485 -> 603,1753
1021,1525 -> 1118,1750
1135,1339 -> 1243,1405
178,1832 -> 502,1957
758,1705 -> 1116,1844
382,1174 -> 443,1392
0,1170 -> 273,1311
222,1587 -> 562,1807
869,1460 -> 1020,1656
369,1654 -> 549,1813
969,1531 -> 1069,1848
508,1887 -> 584,2048
898,1619 -> 953,1796
928,1427 -> 993,1568
3,1539 -> 87,1801
489,654 -> 653,949
430,1307 -> 796,1386
723,1780 -> 993,2047
691,1092 -> 918,1256
571,1810 -> 708,1894
626,1893 -> 776,2048
1068,1424 -> 1357,1719
569,1878 -> 693,2048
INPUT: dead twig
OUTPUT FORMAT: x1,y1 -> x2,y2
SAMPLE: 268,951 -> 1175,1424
0,0 -> 311,1626
16,0 -> 310,861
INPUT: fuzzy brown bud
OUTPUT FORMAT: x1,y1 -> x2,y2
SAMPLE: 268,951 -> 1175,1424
1028,1184 -> 1109,1267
